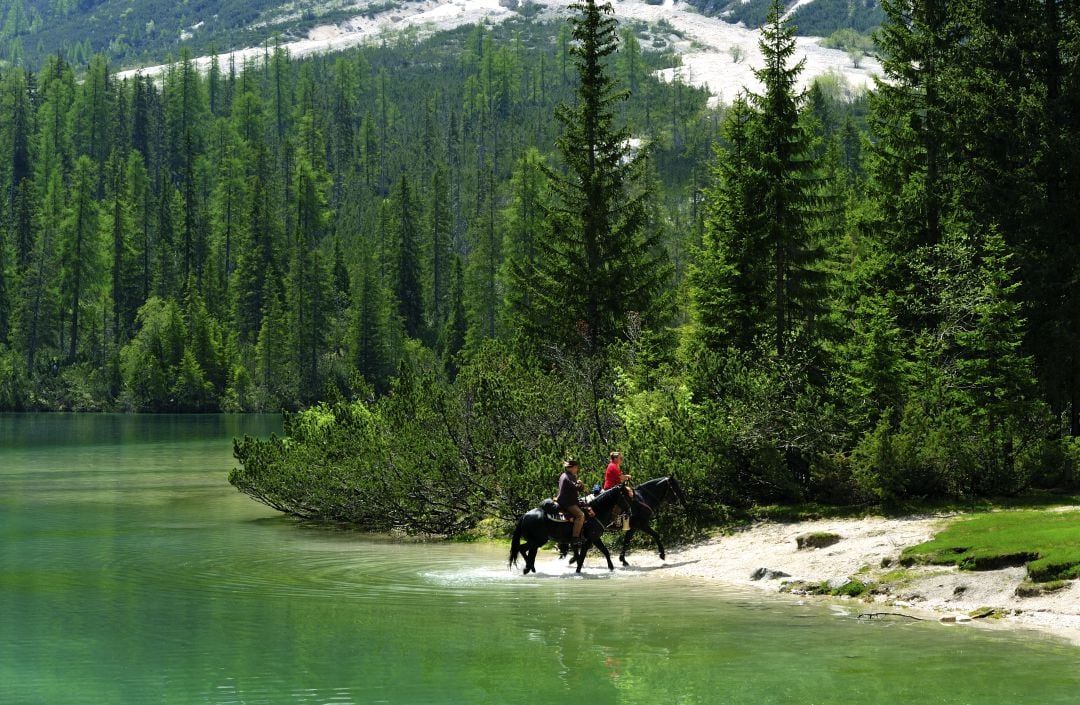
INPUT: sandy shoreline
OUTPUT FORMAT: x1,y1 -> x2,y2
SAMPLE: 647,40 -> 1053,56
535,513 -> 1080,646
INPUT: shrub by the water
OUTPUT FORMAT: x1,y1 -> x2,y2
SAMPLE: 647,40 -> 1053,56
231,341 -> 626,535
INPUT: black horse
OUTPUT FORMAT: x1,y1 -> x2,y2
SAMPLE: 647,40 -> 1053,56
508,485 -> 633,575
617,476 -> 686,564
562,476 -> 687,566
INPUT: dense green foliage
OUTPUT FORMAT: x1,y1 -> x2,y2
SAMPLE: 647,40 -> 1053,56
790,0 -> 883,36
902,510 -> 1080,582
4,0 -> 1080,534
0,15 -> 707,412
683,0 -> 882,38
0,0 -> 393,68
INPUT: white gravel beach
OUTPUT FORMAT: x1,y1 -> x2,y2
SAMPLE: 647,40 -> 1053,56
657,514 -> 1080,646
531,513 -> 1080,646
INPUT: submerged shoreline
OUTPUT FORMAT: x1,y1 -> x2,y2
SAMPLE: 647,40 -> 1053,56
530,513 -> 1080,646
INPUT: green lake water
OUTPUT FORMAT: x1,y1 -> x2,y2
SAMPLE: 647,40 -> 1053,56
2,413 -> 1079,705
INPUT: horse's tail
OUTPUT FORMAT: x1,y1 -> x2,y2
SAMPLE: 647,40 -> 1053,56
508,518 -> 523,569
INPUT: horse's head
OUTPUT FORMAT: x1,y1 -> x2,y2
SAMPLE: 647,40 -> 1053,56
666,475 -> 687,507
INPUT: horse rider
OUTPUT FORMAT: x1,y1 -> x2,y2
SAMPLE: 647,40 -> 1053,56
602,451 -> 631,490
602,451 -> 633,530
556,459 -> 591,545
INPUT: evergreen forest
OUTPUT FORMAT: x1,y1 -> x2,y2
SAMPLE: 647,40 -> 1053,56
2,0 -> 1079,531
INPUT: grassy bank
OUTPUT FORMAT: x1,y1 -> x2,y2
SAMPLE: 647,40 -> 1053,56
902,509 -> 1080,582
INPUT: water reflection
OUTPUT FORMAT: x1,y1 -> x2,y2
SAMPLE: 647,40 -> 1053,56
2,414 -> 1080,705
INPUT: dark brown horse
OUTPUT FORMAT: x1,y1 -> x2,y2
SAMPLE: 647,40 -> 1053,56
562,476 -> 686,566
508,485 -> 633,574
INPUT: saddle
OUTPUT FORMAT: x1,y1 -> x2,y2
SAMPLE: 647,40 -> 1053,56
540,498 -> 573,522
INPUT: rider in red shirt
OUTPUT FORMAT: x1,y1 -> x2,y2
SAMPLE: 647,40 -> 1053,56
602,451 -> 630,490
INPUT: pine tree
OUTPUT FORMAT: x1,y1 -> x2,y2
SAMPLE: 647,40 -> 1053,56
288,142 -> 332,402
104,151 -> 140,347
749,0 -> 831,358
0,217 -> 10,346
428,163 -> 452,332
867,0 -> 960,331
124,152 -> 152,302
465,158 -> 501,350
153,180 -> 181,299
499,147 -> 548,337
4,69 -> 34,267
72,54 -> 113,168
59,156 -> 102,361
182,275 -> 224,402
441,255 -> 467,378
514,0 -> 670,354
208,129 -> 247,308
690,95 -> 768,353
232,140 -> 279,345
391,175 -> 424,340
255,278 -> 297,409
18,167 -> 62,375
692,0 -> 832,360
353,253 -> 388,388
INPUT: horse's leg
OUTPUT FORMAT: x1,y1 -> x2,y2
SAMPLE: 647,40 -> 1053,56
619,528 -> 636,566
594,537 -> 615,570
574,543 -> 588,573
567,539 -> 582,566
641,525 -> 666,560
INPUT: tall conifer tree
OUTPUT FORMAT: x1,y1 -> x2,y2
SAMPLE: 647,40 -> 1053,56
392,175 -> 424,340
514,0 -> 669,353
692,0 -> 831,360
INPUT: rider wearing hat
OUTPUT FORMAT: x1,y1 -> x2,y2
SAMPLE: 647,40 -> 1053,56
556,459 -> 588,545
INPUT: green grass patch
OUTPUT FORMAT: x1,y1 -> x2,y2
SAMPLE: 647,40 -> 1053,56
902,510 -> 1080,583
745,493 -> 1080,525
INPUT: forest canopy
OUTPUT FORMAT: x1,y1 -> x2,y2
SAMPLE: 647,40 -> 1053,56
2,0 -> 1079,530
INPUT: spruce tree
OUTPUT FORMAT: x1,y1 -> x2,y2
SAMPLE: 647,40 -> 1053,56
514,0 -> 669,354
441,255 -> 467,379
750,0 -> 830,358
18,167 -> 62,375
0,219 -> 9,346
353,253 -> 388,388
465,158 -> 501,350
59,156 -> 102,361
392,175 -> 424,340
288,148 -> 332,402
867,0 -> 961,334
499,147 -> 548,337
692,0 -> 831,360
104,152 -> 140,348
690,95 -> 767,353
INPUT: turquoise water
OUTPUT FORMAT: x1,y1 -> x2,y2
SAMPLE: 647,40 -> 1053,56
2,413 -> 1078,704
